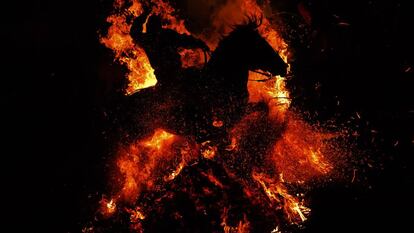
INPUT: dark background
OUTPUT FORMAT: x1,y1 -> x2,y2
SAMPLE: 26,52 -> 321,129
3,0 -> 413,232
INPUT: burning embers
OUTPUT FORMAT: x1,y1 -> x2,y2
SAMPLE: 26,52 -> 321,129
115,129 -> 198,203
91,0 -> 347,232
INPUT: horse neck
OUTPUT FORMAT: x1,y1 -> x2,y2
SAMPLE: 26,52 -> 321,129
208,41 -> 249,74
206,43 -> 250,91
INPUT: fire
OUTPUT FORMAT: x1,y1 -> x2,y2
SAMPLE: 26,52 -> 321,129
101,0 -> 290,97
309,148 -> 333,173
99,197 -> 117,217
252,172 -> 310,224
213,118 -> 224,128
221,207 -> 250,233
151,0 -> 190,35
201,140 -> 218,160
164,159 -> 186,182
126,206 -> 146,221
143,129 -> 174,150
101,0 -> 194,94
115,129 -> 192,203
92,0 -> 350,231
216,0 -> 291,122
247,74 -> 291,120
125,207 -> 146,232
200,170 -> 225,189
225,137 -> 238,151
100,0 -> 157,94
270,115 -> 335,182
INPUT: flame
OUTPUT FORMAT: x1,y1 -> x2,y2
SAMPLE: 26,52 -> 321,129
112,128 -> 200,231
225,137 -> 238,151
271,115 -> 335,182
164,158 -> 186,182
126,206 -> 146,221
125,207 -> 145,233
151,0 -> 190,35
92,0 -> 350,231
100,0 -> 157,94
101,0 -> 291,102
271,226 -> 282,233
247,75 -> 291,120
101,0 -> 193,94
221,207 -> 250,233
201,141 -> 218,160
200,170 -> 225,189
234,0 -> 292,120
212,119 -> 224,128
99,197 -> 117,217
252,172 -> 310,224
143,129 -> 174,149
115,129 -> 197,203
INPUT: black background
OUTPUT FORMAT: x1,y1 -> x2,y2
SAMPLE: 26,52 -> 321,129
3,0 -> 413,232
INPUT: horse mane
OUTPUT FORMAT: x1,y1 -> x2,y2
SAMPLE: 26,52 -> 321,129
206,15 -> 265,70
213,15 -> 262,54
230,14 -> 262,33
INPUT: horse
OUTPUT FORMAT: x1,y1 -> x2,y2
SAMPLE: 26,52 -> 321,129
121,20 -> 287,143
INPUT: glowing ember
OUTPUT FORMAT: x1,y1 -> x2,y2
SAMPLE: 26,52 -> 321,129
143,129 -> 174,150
126,206 -> 146,221
201,141 -> 218,160
213,119 -> 224,128
225,137 -> 238,151
115,129 -> 193,203
200,170 -> 226,189
164,159 -> 186,182
99,197 -> 117,217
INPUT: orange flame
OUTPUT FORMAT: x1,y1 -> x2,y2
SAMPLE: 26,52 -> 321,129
100,0 -> 157,94
241,0 -> 291,120
200,170 -> 226,189
164,158 -> 186,182
114,128 -> 200,205
99,197 -> 117,217
201,141 -> 218,160
252,172 -> 310,224
101,0 -> 194,94
221,207 -> 250,233
270,115 -> 335,182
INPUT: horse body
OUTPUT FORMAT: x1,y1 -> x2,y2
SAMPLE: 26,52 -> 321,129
124,22 -> 287,142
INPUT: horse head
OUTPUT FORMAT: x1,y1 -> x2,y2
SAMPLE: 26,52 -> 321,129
219,18 -> 287,77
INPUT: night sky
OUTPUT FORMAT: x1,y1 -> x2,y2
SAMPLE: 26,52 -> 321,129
3,0 -> 413,232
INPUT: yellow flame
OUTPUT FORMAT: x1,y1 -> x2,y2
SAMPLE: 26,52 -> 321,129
143,129 -> 175,150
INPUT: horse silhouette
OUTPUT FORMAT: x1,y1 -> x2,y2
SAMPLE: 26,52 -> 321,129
121,18 -> 287,143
